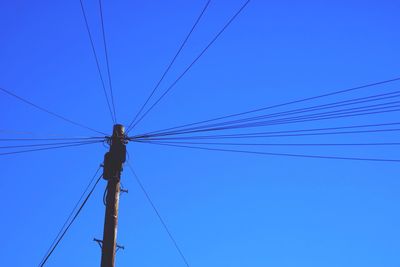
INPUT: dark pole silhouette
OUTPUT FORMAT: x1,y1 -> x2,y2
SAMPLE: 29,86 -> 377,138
101,124 -> 126,267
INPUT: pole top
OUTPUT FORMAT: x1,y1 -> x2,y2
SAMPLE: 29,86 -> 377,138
112,124 -> 125,137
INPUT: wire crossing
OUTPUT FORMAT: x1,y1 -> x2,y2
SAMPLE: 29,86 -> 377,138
99,0 -> 118,122
134,126 -> 400,141
3,0 -> 399,266
139,76 -> 400,137
134,100 -> 400,139
145,90 -> 400,137
79,0 -> 116,124
127,0 -> 252,133
126,0 -> 211,131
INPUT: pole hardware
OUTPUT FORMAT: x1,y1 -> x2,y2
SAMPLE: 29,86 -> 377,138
94,238 -> 125,252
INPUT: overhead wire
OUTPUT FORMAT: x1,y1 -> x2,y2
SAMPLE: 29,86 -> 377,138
135,140 -> 400,147
126,162 -> 191,267
38,166 -> 102,266
139,76 -> 400,137
0,137 -> 104,142
126,0 -> 211,131
79,0 -> 116,124
98,0 -> 117,122
0,139 -> 106,149
141,99 -> 400,139
0,140 -> 102,156
0,87 -> 107,135
138,140 -> 400,163
134,128 -> 400,141
211,103 -> 400,132
221,101 -> 400,128
127,0 -> 251,133
39,173 -> 103,266
143,90 -> 400,137
150,96 -> 400,138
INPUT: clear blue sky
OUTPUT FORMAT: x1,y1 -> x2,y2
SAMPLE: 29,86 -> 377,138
1,0 -> 400,266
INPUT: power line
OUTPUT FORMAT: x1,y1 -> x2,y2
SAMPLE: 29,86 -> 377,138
38,166 -> 102,266
132,121 -> 400,142
0,137 -> 104,142
126,0 -> 211,131
39,173 -> 103,266
148,90 -> 400,137
0,139 -> 105,149
215,104 -> 400,132
0,87 -> 107,135
138,140 -> 400,163
135,128 -> 400,141
142,102 -> 400,138
134,140 -> 400,147
132,120 -> 400,139
126,162 -> 191,267
0,140 -> 102,156
79,0 -> 116,124
141,76 -> 400,137
222,101 -> 400,130
99,0 -> 117,122
127,0 -> 251,133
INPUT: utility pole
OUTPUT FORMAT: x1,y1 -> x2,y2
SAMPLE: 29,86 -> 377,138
100,124 -> 127,267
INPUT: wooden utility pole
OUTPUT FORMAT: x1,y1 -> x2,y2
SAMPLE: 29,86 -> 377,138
101,124 -> 126,267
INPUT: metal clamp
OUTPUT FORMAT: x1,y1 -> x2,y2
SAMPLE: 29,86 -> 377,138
93,238 -> 125,252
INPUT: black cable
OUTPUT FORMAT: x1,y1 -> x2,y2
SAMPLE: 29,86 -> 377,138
0,139 -> 106,149
135,128 -> 400,141
141,76 -> 400,137
79,0 -> 116,124
148,90 -> 400,137
134,140 -> 400,147
127,0 -> 251,133
0,87 -> 107,135
39,173 -> 103,266
126,162 -> 191,267
143,103 -> 400,138
214,91 -> 400,128
38,166 -> 101,266
0,141 -> 101,156
135,96 -> 400,139
138,140 -> 400,163
131,122 -> 400,141
221,101 -> 400,130
126,0 -> 211,131
211,104 -> 400,133
0,137 -> 104,142
99,0 -> 117,122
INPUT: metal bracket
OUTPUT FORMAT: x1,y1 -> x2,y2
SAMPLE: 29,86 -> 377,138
93,238 -> 125,252
93,238 -> 103,249
116,244 -> 125,252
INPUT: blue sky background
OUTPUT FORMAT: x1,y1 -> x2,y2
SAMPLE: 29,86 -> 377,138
1,0 -> 400,266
